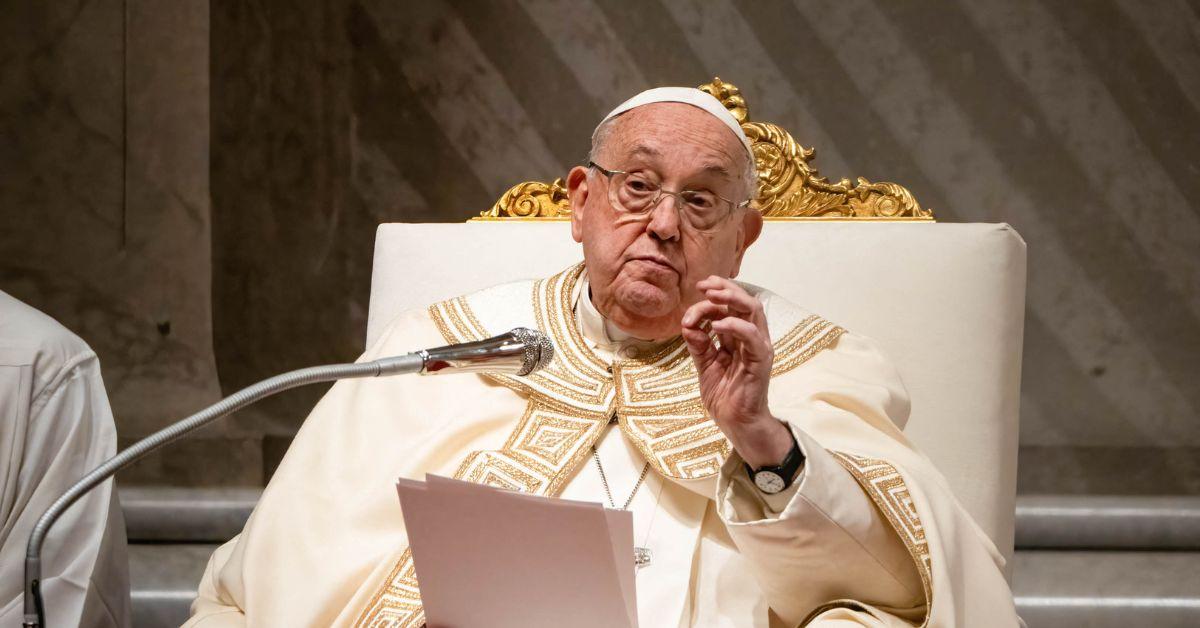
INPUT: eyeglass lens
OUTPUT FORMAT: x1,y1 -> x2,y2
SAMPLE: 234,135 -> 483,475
609,172 -> 729,230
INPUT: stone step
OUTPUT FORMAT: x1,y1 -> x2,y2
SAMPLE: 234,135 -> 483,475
1012,551 -> 1200,627
121,487 -> 1200,549
129,544 -> 214,628
1016,495 -> 1200,550
130,544 -> 1200,627
121,487 -> 259,543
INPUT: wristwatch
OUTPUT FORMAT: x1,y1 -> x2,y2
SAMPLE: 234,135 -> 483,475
745,430 -> 805,494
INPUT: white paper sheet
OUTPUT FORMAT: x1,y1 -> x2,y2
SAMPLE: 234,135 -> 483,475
396,474 -> 638,628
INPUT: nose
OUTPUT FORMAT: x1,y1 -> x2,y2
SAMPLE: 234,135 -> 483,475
645,193 -> 682,242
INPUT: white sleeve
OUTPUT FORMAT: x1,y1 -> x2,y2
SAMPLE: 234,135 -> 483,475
728,423 -> 803,515
713,332 -> 927,626
0,353 -> 131,628
717,426 -> 923,625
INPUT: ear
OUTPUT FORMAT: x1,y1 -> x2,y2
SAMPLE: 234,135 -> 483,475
728,209 -> 763,278
567,165 -> 590,243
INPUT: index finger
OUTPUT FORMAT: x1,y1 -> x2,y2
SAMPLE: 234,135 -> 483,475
696,275 -> 737,292
697,277 -> 762,320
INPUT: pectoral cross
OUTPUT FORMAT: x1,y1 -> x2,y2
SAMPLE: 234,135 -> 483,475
634,546 -> 653,568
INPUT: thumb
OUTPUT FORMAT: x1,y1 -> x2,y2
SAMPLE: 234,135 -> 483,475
682,326 -> 717,366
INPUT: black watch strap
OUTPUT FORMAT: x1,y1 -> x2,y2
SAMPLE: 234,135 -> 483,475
744,428 -> 805,494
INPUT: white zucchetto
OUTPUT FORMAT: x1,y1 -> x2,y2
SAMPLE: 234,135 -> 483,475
594,87 -> 756,180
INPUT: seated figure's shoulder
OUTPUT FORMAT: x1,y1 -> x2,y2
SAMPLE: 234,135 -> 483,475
736,281 -> 833,339
738,281 -> 897,374
0,290 -> 96,385
449,276 -> 539,316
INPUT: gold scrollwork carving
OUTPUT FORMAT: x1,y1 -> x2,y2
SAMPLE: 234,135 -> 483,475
479,178 -> 571,218
478,77 -> 932,220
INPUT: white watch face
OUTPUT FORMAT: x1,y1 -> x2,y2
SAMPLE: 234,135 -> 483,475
754,470 -> 786,494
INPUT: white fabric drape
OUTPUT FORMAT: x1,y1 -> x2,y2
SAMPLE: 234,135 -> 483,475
0,291 -> 131,628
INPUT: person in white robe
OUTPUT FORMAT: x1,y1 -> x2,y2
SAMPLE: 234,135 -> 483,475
0,290 -> 132,628
186,88 -> 1020,627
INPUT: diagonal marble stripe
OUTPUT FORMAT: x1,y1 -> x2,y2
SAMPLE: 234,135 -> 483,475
659,0 -> 852,178
957,0 -> 1200,320
791,0 -> 1199,441
1116,0 -> 1200,115
871,0 -> 1200,424
347,3 -> 491,213
358,0 -> 564,197
1040,0 -> 1200,219
518,0 -> 650,112
352,141 -> 433,221
591,0 -> 716,87
726,0 -> 1149,447
732,0 -> 953,215
446,0 -> 599,168
1020,311 -> 1149,448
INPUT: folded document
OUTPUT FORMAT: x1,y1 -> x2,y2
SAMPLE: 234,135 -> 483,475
396,474 -> 638,628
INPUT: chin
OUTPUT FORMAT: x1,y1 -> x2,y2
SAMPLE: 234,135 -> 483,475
614,282 -> 679,319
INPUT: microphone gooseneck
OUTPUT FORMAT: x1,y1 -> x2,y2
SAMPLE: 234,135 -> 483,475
23,328 -> 552,628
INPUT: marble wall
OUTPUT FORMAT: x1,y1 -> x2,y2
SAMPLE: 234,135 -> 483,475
210,0 -> 362,443
0,0 -> 260,485
3,0 -> 1198,493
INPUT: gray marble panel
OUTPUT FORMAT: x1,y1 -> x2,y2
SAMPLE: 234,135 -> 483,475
0,0 -> 222,473
115,435 -> 264,487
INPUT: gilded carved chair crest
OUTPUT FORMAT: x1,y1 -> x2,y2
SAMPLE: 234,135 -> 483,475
477,78 -> 932,221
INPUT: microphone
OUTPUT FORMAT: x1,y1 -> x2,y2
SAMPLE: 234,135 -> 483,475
23,328 -> 553,628
420,327 -> 554,376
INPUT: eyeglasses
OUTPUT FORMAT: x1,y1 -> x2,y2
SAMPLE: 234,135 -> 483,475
588,161 -> 749,231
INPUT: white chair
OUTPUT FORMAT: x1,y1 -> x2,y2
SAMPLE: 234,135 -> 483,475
367,220 -> 1026,574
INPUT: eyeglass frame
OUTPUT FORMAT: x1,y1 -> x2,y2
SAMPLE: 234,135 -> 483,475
586,161 -> 752,230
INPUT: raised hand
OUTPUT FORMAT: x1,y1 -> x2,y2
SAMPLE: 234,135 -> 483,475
681,276 -> 793,468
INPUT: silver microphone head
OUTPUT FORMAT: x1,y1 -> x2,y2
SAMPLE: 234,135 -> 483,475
510,327 -> 554,376
420,328 -> 554,377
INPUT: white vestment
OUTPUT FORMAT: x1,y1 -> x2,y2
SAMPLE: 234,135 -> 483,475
187,264 -> 1019,627
0,291 -> 131,627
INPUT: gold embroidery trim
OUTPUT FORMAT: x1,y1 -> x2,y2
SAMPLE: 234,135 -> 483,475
829,451 -> 933,627
353,549 -> 423,628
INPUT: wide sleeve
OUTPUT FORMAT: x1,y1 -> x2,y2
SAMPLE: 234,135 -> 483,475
0,351 -> 131,628
715,332 -> 927,627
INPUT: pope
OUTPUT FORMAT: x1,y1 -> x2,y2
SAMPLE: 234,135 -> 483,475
186,87 -> 1020,627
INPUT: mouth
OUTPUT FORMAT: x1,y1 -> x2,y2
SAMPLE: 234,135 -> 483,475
627,255 -> 678,275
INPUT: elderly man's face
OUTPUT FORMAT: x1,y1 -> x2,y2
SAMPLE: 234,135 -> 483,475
567,102 -> 763,340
